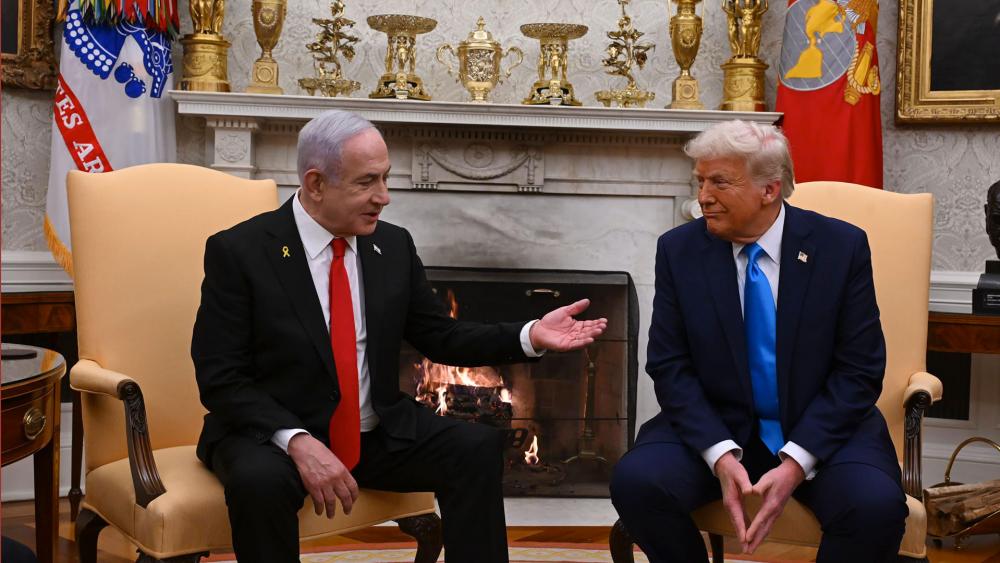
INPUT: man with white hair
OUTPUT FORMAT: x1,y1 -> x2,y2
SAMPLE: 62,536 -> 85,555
192,109 -> 607,563
610,120 -> 907,562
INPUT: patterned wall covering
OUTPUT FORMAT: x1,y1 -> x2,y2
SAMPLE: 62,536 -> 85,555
2,0 -> 997,270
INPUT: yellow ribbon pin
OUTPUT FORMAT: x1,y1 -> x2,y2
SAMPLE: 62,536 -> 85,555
281,246 -> 290,258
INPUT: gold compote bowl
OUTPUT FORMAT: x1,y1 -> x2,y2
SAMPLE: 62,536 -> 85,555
520,23 -> 588,106
368,14 -> 437,100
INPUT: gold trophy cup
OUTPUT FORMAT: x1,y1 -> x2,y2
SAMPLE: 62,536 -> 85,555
520,23 -> 588,106
247,0 -> 287,94
180,0 -> 231,92
437,17 -> 524,103
368,14 -> 437,100
667,0 -> 704,109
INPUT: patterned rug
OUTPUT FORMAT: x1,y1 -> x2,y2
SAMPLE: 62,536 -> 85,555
209,542 -> 770,562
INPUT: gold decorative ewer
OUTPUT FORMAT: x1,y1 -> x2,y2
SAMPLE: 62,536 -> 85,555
247,0 -> 287,94
180,0 -> 231,92
667,0 -> 704,109
437,17 -> 523,103
720,0 -> 769,111
520,23 -> 588,106
368,14 -> 437,100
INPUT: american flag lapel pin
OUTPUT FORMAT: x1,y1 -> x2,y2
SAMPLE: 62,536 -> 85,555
798,251 -> 808,263
373,243 -> 382,256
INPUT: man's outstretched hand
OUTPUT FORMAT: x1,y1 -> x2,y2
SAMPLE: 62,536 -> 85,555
287,433 -> 359,519
529,299 -> 608,352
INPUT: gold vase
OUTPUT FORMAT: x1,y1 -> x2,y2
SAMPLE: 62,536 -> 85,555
368,14 -> 437,100
520,23 -> 588,106
720,0 -> 769,111
437,17 -> 523,103
247,0 -> 286,94
179,0 -> 230,92
668,0 -> 704,109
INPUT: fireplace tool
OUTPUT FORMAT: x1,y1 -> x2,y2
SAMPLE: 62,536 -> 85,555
563,346 -> 608,466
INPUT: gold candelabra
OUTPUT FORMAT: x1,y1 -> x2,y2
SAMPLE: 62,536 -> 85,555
595,0 -> 655,108
180,0 -> 231,92
368,14 -> 437,100
298,1 -> 360,97
720,0 -> 769,111
667,0 -> 704,109
520,23 -> 588,106
247,0 -> 287,94
437,17 -> 523,103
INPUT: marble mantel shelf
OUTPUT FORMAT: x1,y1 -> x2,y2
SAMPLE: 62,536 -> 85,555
171,91 -> 781,133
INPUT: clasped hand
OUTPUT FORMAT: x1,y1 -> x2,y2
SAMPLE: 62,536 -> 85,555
714,452 -> 805,554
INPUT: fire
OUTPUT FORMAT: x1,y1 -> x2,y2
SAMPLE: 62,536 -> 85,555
435,386 -> 448,415
500,388 -> 512,403
524,435 -> 540,465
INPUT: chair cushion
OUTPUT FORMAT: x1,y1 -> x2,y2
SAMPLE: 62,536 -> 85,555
692,493 -> 927,556
82,446 -> 436,559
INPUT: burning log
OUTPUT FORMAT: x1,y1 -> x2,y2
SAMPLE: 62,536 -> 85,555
416,383 -> 513,426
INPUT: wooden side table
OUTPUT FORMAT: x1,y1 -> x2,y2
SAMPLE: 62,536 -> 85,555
2,343 -> 67,563
928,311 -> 1000,355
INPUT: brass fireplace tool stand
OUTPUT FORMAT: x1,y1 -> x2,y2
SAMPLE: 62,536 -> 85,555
563,347 -> 608,467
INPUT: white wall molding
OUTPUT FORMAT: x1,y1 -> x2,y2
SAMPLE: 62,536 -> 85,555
929,270 -> 978,313
1,250 -> 73,293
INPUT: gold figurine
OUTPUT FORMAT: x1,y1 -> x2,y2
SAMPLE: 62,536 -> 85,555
298,1 -> 361,97
595,0 -> 655,108
520,23 -> 588,106
368,14 -> 437,100
180,0 -> 231,91
437,17 -> 524,103
247,0 -> 287,94
720,0 -> 769,111
667,0 -> 704,109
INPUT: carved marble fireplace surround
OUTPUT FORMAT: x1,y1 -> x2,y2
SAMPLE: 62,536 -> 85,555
172,91 -> 780,523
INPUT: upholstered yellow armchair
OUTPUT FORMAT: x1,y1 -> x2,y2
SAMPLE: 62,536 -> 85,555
610,182 -> 943,563
68,164 -> 441,563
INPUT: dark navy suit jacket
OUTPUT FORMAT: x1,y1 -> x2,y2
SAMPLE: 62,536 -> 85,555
637,202 -> 900,480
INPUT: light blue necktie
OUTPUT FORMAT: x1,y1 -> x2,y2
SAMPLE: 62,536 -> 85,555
743,242 -> 784,455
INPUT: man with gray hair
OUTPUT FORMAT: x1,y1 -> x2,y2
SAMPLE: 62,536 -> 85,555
192,109 -> 607,562
610,120 -> 906,562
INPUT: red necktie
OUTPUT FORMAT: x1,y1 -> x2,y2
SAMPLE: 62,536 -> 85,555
327,238 -> 361,469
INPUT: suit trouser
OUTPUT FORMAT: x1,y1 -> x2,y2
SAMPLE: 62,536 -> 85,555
610,436 -> 908,563
211,406 -> 508,563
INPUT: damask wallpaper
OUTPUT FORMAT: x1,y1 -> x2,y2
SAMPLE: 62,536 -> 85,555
2,0 -> 996,270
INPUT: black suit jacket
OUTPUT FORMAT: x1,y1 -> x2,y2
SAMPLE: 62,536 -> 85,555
192,198 -> 529,466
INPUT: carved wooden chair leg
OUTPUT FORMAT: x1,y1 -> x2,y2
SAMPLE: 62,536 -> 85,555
76,508 -> 109,563
608,519 -> 635,563
708,533 -> 724,563
396,513 -> 443,563
135,552 -> 207,563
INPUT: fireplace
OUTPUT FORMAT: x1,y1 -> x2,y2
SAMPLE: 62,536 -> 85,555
399,267 -> 638,497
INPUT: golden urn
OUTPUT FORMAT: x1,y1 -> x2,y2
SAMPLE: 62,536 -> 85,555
180,0 -> 231,92
368,14 -> 437,100
437,17 -> 524,103
520,23 -> 588,106
247,0 -> 287,94
667,0 -> 704,109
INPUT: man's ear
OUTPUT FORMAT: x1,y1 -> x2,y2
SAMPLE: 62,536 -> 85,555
762,180 -> 782,204
301,169 -> 325,201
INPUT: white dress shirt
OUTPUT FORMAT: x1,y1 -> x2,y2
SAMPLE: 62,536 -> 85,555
273,190 -> 543,453
700,204 -> 819,479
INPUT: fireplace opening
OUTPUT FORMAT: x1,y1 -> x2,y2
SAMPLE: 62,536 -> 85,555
400,267 -> 638,497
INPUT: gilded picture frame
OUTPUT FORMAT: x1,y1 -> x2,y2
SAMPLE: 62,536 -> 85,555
1,0 -> 58,89
895,0 -> 1000,124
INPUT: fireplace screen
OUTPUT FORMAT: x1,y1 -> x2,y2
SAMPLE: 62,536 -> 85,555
399,267 -> 637,497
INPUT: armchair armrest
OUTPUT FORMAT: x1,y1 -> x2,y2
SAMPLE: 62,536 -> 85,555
902,371 -> 943,500
70,359 -> 166,508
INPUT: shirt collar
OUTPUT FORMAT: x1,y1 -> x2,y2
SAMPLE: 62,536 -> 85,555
732,202 -> 785,265
291,189 -> 357,259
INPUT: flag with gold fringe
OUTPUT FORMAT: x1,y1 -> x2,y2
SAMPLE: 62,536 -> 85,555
45,0 -> 177,275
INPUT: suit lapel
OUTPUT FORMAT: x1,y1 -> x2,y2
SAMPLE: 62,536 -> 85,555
776,203 -> 815,423
701,231 -> 754,408
264,200 -> 337,380
358,229 -> 385,383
